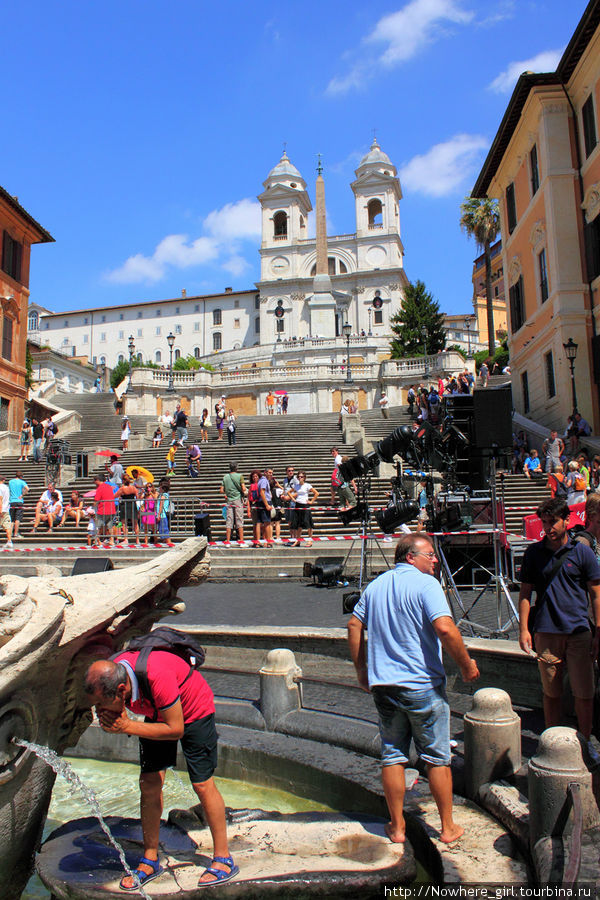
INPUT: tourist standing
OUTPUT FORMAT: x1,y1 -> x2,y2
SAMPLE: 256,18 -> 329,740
175,404 -> 189,446
93,475 -> 116,547
18,419 -> 32,462
246,469 -> 261,543
8,471 -> 28,541
518,497 -> 600,739
121,417 -> 131,451
266,391 -> 275,415
32,419 -> 44,463
0,475 -> 12,549
227,409 -> 237,445
379,392 -> 390,419
288,470 -> 318,547
348,533 -> 479,844
220,463 -> 246,543
200,409 -> 211,443
115,475 -> 140,546
542,429 -> 564,474
257,469 -> 273,545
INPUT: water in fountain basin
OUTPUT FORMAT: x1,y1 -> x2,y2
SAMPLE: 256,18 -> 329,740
22,756 -> 335,898
14,740 -> 152,900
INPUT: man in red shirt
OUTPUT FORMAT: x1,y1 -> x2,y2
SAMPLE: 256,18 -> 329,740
84,650 -> 237,890
93,474 -> 117,547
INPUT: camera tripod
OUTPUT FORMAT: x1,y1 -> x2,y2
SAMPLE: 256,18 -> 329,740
342,477 -> 391,592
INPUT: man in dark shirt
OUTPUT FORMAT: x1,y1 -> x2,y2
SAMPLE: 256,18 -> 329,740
32,419 -> 44,463
518,498 -> 600,738
174,404 -> 189,446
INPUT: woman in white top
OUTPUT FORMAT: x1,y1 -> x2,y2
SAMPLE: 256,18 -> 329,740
121,418 -> 131,451
289,470 -> 319,547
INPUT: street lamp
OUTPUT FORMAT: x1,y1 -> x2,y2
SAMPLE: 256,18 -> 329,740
368,307 -> 373,336
127,335 -> 135,393
463,316 -> 473,357
421,325 -> 429,381
343,321 -> 353,384
167,332 -> 176,393
563,337 -> 578,414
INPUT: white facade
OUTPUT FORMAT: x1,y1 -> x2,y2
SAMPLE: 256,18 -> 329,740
29,140 -> 408,367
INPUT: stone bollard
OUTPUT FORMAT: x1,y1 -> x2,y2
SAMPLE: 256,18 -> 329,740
463,688 -> 521,800
528,726 -> 600,846
259,649 -> 302,731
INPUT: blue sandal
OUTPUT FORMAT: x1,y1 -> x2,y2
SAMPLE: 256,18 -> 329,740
119,856 -> 164,891
198,855 -> 239,887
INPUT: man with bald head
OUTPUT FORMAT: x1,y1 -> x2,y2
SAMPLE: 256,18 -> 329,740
84,649 -> 237,890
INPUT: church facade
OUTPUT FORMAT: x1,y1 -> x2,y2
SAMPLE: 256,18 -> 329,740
31,141 -> 408,368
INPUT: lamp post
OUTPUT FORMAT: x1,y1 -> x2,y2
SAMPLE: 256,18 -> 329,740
421,325 -> 429,382
368,307 -> 373,336
563,337 -> 578,415
464,316 -> 473,357
127,335 -> 135,393
167,332 -> 176,393
343,322 -> 353,384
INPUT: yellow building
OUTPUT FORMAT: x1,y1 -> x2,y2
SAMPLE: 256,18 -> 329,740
473,0 -> 600,430
471,240 -> 508,348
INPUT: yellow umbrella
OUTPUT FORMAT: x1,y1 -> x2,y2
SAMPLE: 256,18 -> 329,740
125,465 -> 154,483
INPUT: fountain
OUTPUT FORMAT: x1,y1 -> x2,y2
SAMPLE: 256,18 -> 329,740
0,537 -> 209,900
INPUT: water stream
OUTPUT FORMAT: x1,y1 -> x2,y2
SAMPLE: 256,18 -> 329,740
15,740 -> 151,899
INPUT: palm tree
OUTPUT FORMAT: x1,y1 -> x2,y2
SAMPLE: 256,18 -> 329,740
460,197 -> 500,355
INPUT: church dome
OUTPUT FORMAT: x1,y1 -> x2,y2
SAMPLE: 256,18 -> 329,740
356,139 -> 396,176
267,151 -> 302,181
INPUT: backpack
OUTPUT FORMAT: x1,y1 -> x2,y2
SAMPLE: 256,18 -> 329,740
575,474 -> 587,492
551,474 -> 568,499
331,468 -> 344,488
112,626 -> 205,714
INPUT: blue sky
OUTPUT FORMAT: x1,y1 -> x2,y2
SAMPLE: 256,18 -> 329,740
3,0 -> 586,316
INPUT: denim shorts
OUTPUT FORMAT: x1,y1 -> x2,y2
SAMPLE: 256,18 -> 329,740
372,683 -> 450,767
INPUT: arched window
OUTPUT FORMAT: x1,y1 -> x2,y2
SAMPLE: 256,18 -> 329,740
118,354 -> 124,363
155,350 -> 162,363
310,256 -> 348,276
194,347 -> 200,359
28,310 -> 39,331
273,211 -> 287,237
174,349 -> 181,361
368,199 -> 383,227
137,352 -> 142,362
213,332 -> 222,351
213,308 -> 222,326
100,356 -> 106,365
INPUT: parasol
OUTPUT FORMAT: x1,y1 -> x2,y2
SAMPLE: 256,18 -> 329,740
95,449 -> 121,457
274,390 -> 288,396
126,465 -> 154,483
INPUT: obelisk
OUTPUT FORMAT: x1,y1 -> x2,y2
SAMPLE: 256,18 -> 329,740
308,155 -> 337,338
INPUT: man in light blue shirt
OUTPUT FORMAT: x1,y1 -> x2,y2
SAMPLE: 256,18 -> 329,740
8,471 -> 29,541
348,533 -> 479,845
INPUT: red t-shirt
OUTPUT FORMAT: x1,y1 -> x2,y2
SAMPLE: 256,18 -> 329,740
115,649 -> 214,724
95,481 -> 116,515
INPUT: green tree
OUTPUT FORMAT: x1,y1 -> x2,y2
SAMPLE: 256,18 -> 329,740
460,196 -> 500,355
389,280 -> 446,358
109,358 -> 158,389
25,343 -> 34,389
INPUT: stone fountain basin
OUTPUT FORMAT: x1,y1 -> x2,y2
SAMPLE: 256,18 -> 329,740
36,808 -> 415,898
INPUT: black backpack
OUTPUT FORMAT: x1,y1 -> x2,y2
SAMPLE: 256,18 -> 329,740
112,626 -> 206,715
550,474 -> 568,499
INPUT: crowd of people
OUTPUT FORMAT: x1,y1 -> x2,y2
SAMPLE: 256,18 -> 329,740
513,416 -> 597,507
16,415 -> 59,463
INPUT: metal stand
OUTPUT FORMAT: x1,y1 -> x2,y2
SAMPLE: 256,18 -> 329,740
342,478 -> 391,592
448,457 -> 519,637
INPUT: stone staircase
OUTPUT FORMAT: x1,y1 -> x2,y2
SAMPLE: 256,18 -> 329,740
498,473 -> 551,536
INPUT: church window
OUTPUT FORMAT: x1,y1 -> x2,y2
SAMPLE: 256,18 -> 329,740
174,349 -> 181,360
137,311 -> 143,319
156,309 -> 161,316
328,257 -> 336,275
137,328 -> 143,337
156,326 -> 161,336
137,352 -> 142,362
194,347 -> 200,359
194,321 -> 200,331
234,299 -> 239,308
101,315 -> 106,323
118,330 -> 124,339
234,318 -> 240,328
118,354 -> 124,363
213,332 -> 222,351
213,309 -> 222,326
368,199 -> 383,228
339,261 -> 347,274
276,318 -> 285,333
155,351 -> 161,363
83,334 -> 88,344
374,310 -> 383,325
582,94 -> 597,158
255,294 -> 260,309
28,311 -> 39,331
175,324 -> 182,334
273,211 -> 287,238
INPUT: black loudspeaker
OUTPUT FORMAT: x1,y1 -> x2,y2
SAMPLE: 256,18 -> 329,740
71,557 -> 114,576
76,452 -> 88,478
473,386 -> 513,449
194,513 -> 212,541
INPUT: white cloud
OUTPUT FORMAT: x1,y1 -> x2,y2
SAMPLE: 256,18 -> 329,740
327,0 -> 473,95
222,255 -> 250,276
489,48 -> 564,94
400,134 -> 488,197
106,198 -> 261,285
204,198 -> 261,241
